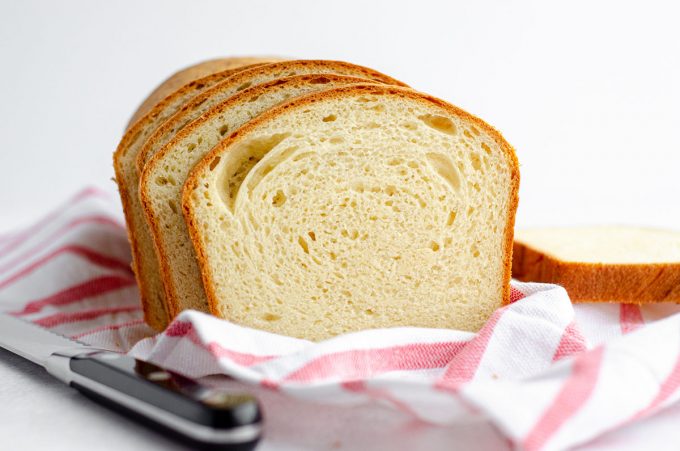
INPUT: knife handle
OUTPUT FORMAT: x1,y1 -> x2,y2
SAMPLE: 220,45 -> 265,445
45,350 -> 262,450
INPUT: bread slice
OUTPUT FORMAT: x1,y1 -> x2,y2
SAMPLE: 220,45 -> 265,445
134,61 -> 405,322
127,56 -> 284,129
135,61 -> 407,174
113,61 -> 273,330
183,84 -> 519,340
513,227 -> 680,302
141,74 -> 377,320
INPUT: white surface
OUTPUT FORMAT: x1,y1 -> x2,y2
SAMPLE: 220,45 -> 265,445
1,1 -> 680,450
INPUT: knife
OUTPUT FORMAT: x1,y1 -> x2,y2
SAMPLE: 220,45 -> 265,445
0,314 -> 263,450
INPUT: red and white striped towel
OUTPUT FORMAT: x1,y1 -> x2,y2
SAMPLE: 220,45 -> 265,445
2,187 -> 680,451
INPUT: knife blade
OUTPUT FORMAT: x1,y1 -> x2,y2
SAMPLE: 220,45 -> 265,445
0,314 -> 263,450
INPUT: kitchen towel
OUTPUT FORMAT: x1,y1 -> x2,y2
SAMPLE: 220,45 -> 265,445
2,187 -> 680,451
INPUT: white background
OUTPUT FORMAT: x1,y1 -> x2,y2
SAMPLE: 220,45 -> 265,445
1,0 -> 679,233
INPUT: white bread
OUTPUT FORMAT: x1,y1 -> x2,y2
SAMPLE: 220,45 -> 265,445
513,226 -> 680,302
113,60 -> 274,330
135,61 -> 407,173
134,61 -> 405,321
183,84 -> 519,340
141,74 -> 375,319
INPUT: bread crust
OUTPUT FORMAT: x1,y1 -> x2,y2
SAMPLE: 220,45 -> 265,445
513,241 -> 680,302
139,73 -> 374,319
113,63 -> 269,330
127,56 -> 286,129
182,84 -> 520,321
135,60 -> 408,174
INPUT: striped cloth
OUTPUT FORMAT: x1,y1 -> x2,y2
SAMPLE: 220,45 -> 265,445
2,187 -> 680,451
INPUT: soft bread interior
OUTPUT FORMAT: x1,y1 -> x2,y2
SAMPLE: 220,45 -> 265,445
142,75 -> 374,317
184,86 -> 517,340
515,227 -> 680,264
113,63 -> 264,330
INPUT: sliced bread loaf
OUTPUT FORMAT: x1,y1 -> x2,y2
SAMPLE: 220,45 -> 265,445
141,74 -> 375,320
127,56 -> 284,129
513,226 -> 680,302
182,84 -> 519,340
135,60 -> 407,174
113,61 -> 272,330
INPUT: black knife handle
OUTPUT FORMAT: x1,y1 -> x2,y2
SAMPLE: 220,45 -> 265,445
45,350 -> 262,450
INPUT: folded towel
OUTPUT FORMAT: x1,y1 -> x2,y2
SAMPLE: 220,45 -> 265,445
2,187 -> 680,451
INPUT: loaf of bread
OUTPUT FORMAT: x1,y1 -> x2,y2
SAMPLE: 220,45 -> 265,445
513,226 -> 680,302
182,84 -> 519,340
141,73 -> 384,321
114,58 -> 279,330
115,57 -> 520,338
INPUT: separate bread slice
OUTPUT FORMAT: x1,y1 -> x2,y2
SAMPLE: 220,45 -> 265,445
513,227 -> 680,302
135,61 -> 407,174
113,61 -> 273,330
141,75 -> 378,320
183,84 -> 519,340
127,56 -> 285,129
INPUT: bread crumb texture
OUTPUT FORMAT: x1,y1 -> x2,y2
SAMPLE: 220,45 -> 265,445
186,88 -> 515,340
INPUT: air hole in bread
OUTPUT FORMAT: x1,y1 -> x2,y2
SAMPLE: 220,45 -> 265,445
418,114 -> 457,135
168,200 -> 178,214
464,130 -> 473,139
430,241 -> 440,252
248,147 -> 301,200
322,114 -> 337,122
262,313 -> 281,322
209,156 -> 221,171
309,76 -> 331,84
426,153 -> 462,193
187,143 -> 196,152
298,236 -> 310,254
470,153 -> 482,171
388,158 -> 403,166
292,152 -> 313,162
237,82 -> 252,91
248,95 -> 261,103
308,231 -> 316,241
447,211 -> 457,226
272,190 -> 287,207
219,124 -> 229,136
218,133 -> 290,212
155,176 -> 168,186
481,142 -> 492,155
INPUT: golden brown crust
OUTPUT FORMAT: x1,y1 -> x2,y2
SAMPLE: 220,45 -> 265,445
181,84 -> 520,321
135,60 -> 408,174
513,241 -> 680,303
127,57 -> 287,129
113,62 -> 272,331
